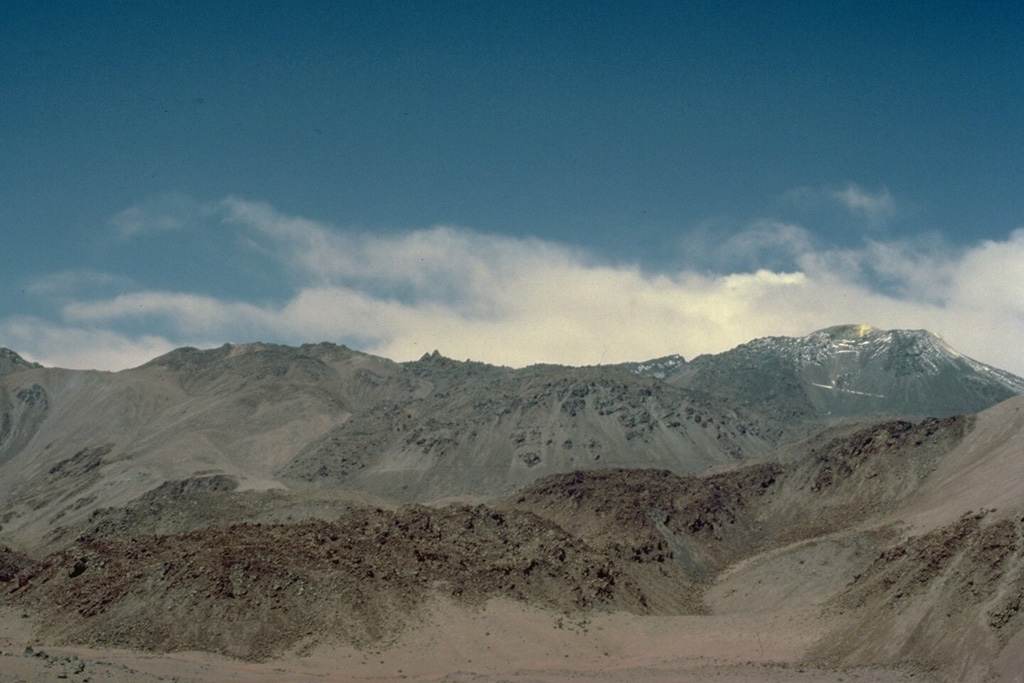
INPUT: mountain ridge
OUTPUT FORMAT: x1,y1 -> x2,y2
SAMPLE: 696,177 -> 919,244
1,325 -> 1020,549
5,324 -> 1022,398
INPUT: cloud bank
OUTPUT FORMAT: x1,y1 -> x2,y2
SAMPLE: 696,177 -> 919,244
4,198 -> 1024,378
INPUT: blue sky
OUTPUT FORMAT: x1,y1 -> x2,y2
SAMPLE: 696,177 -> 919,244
3,1 -> 1024,375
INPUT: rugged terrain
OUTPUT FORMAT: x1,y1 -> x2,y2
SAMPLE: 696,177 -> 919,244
1,327 -> 1023,681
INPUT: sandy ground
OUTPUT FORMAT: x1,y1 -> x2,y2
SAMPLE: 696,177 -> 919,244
0,601 -> 924,683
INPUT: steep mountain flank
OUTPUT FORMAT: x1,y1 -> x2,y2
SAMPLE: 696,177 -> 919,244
813,510 -> 1024,679
796,397 -> 1024,677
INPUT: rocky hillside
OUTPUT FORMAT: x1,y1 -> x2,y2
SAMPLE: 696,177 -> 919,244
280,352 -> 778,500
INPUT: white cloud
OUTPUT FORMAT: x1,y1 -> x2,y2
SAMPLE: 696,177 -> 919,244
6,199 -> 1024,379
63,291 -> 273,337
218,196 -> 575,310
712,220 -> 815,271
948,230 -> 1024,314
25,269 -> 132,296
783,183 -> 898,227
0,316 -> 177,371
831,184 -> 897,225
111,192 -> 203,239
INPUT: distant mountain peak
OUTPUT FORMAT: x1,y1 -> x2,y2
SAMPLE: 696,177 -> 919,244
656,326 -> 1024,423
